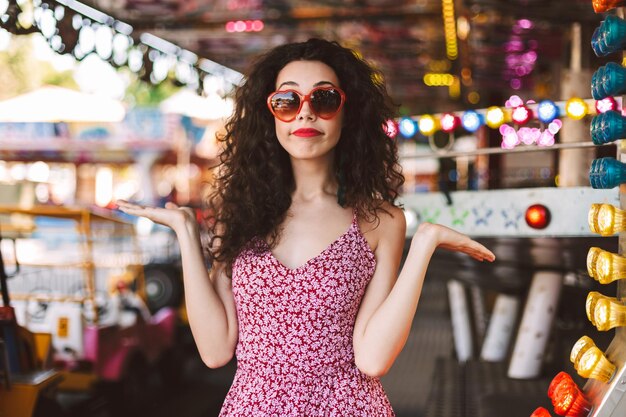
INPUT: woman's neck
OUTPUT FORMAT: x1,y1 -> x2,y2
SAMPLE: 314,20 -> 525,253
290,157 -> 337,202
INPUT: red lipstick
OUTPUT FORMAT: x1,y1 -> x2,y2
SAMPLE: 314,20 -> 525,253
292,128 -> 322,137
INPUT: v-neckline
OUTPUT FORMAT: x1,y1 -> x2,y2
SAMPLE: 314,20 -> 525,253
262,218 -> 356,274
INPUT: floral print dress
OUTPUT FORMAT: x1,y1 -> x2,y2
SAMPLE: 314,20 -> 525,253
219,209 -> 395,416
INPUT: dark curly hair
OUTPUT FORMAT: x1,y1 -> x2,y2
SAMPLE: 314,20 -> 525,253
207,38 -> 404,271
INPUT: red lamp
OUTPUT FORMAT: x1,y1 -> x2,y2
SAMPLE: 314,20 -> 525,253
548,372 -> 592,417
512,105 -> 533,125
595,97 -> 618,114
440,113 -> 460,133
525,204 -> 551,229
531,407 -> 552,417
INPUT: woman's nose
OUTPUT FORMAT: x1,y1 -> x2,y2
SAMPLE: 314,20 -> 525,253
297,99 -> 316,120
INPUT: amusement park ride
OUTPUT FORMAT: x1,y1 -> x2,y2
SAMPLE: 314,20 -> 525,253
398,2 -> 626,416
0,205 -> 179,416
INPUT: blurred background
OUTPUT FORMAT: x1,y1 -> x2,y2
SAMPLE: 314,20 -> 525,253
0,1 -> 625,417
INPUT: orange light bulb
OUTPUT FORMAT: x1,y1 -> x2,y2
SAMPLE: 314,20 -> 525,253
593,0 -> 626,13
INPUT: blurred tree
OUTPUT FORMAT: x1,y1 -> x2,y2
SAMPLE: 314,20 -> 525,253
0,34 -> 77,100
0,33 -> 180,105
123,68 -> 181,107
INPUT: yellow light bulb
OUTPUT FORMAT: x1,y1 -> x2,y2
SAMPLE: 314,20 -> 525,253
486,106 -> 505,129
594,250 -> 626,284
565,98 -> 588,120
593,297 -> 626,331
586,291 -> 603,324
418,115 -> 437,135
588,204 -> 626,236
587,247 -> 602,279
588,204 -> 601,234
570,335 -> 595,369
570,336 -> 616,383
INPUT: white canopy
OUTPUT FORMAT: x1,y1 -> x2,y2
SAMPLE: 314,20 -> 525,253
0,86 -> 126,123
160,89 -> 234,121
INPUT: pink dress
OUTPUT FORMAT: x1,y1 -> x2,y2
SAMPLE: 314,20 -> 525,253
219,210 -> 395,416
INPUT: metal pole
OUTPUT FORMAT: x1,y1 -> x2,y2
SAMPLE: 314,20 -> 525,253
403,141 -> 611,160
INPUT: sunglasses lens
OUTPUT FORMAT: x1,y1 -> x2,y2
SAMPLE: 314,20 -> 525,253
270,91 -> 300,120
311,88 -> 342,117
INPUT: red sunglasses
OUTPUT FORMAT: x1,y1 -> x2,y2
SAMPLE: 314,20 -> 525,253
266,86 -> 346,122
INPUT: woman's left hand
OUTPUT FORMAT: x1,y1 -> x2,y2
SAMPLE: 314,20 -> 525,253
413,222 -> 495,262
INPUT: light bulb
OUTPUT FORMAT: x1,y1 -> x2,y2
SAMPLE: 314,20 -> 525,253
440,113 -> 460,133
486,106 -> 505,129
586,247 -> 602,278
399,118 -> 417,138
589,157 -> 626,189
587,203 -> 626,236
590,110 -> 626,145
461,110 -> 483,132
418,115 -> 437,135
570,335 -> 616,383
548,371 -> 592,417
596,250 -> 626,284
593,0 -> 626,13
537,100 -> 559,123
595,96 -> 618,114
587,291 -> 622,327
591,62 -> 626,100
591,15 -> 626,57
531,407 -> 552,417
593,296 -> 626,331
586,291 -> 602,324
565,98 -> 588,120
512,105 -> 533,125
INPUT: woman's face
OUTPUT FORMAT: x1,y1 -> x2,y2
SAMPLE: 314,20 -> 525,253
271,60 -> 344,162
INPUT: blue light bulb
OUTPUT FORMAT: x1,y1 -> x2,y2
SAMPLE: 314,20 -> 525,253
592,26 -> 606,56
592,15 -> 626,57
589,157 -> 626,189
399,117 -> 417,138
592,68 -> 599,96
591,62 -> 626,100
591,110 -> 626,145
461,110 -> 483,133
537,100 -> 559,123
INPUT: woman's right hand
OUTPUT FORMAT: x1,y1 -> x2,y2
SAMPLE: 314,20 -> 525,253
116,200 -> 197,236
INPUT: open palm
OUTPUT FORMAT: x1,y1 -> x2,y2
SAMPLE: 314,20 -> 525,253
417,222 -> 495,262
116,200 -> 196,234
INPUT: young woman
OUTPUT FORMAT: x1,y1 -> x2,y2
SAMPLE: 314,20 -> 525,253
117,38 -> 495,416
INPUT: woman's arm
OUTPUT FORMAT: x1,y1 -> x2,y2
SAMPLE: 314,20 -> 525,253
116,201 -> 238,368
352,206 -> 494,377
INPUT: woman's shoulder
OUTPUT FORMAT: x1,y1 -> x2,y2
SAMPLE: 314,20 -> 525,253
361,201 -> 404,228
358,202 -> 406,249
375,202 -> 405,234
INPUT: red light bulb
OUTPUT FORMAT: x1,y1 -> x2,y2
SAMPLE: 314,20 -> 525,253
548,372 -> 572,398
512,105 -> 533,125
441,113 -> 460,133
595,97 -> 617,114
548,372 -> 591,417
531,407 -> 552,417
525,204 -> 551,229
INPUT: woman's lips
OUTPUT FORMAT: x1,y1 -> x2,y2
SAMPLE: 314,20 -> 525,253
292,128 -> 322,137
